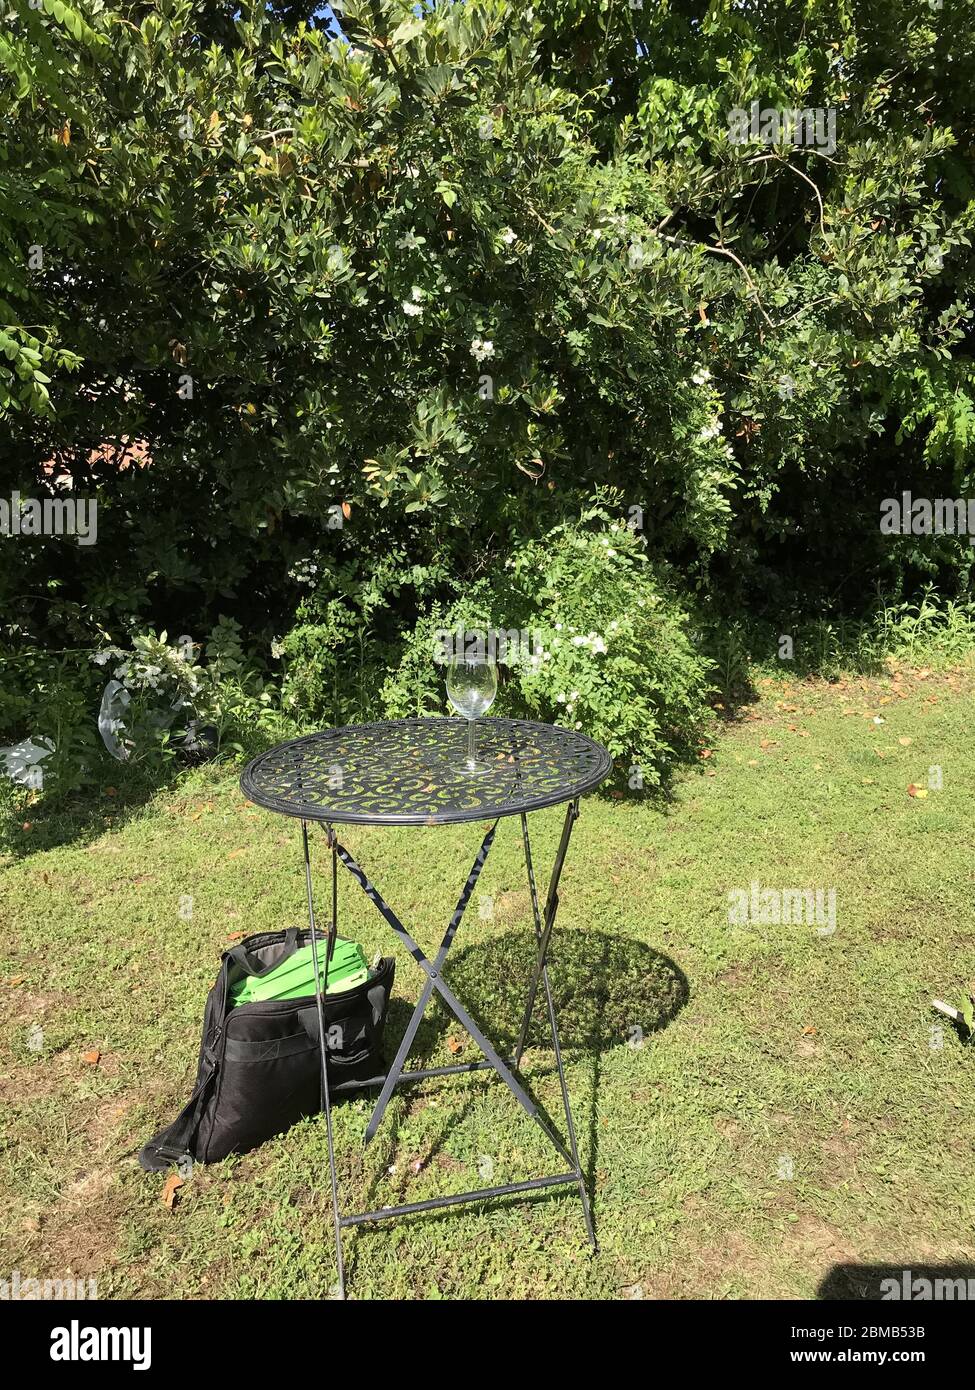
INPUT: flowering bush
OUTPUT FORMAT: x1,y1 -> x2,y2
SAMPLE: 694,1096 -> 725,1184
379,502 -> 712,782
90,622 -> 279,765
506,517 -> 712,782
3,0 -> 975,798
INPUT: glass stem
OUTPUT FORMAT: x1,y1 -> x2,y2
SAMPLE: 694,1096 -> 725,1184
467,717 -> 476,767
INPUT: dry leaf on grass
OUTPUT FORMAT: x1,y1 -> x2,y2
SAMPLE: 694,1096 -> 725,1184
160,1173 -> 184,1210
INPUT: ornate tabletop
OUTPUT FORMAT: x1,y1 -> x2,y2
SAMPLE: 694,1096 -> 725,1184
240,716 -> 613,826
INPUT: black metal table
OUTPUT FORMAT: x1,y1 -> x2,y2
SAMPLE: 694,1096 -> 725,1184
241,716 -> 613,1298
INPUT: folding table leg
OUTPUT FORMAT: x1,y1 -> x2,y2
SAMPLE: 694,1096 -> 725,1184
326,824 -> 576,1165
302,819 -> 346,1299
519,809 -> 597,1251
362,819 -> 499,1143
312,810 -> 595,1275
514,799 -> 578,1066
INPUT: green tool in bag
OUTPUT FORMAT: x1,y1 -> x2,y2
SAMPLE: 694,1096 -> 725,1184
229,936 -> 370,1007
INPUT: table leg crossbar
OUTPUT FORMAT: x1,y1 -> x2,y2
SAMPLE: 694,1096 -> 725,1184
301,801 -> 595,1298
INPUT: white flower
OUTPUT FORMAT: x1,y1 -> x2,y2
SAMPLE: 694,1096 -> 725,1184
470,336 -> 495,363
396,231 -> 422,250
592,637 -> 607,654
698,421 -> 722,442
607,548 -> 616,557
271,638 -> 285,659
411,285 -> 423,301
402,301 -> 423,317
500,227 -> 517,246
691,366 -> 711,386
556,693 -> 566,703
571,690 -> 580,701
571,635 -> 586,646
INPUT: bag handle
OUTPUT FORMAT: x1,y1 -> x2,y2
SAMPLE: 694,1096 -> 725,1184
227,926 -> 299,977
297,966 -> 391,1041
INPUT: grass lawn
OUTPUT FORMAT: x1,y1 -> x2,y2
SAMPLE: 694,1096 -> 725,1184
2,659 -> 974,1300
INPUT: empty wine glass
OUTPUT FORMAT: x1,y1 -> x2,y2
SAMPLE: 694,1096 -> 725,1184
445,652 -> 498,774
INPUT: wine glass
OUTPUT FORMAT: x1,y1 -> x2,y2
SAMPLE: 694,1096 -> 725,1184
445,652 -> 498,774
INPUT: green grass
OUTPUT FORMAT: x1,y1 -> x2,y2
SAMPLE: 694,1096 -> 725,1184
2,657 -> 975,1299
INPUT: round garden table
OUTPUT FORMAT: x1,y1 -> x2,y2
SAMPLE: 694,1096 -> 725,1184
241,715 -> 613,1298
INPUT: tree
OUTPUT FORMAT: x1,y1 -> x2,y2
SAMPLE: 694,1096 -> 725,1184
1,0 -> 973,759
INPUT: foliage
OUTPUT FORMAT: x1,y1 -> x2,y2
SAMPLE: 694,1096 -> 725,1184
708,583 -> 975,699
405,504 -> 712,781
2,0 -> 975,791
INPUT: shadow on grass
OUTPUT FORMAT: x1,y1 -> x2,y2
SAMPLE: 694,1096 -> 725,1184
0,723 -> 291,861
817,1263 -> 975,1300
435,927 -> 688,1055
0,755 -> 225,862
349,929 -> 688,1260
0,760 -> 175,862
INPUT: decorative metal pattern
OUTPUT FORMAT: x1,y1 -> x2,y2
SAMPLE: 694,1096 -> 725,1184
241,717 -> 613,826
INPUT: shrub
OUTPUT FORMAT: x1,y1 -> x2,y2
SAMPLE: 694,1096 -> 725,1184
3,0 -> 975,785
382,501 -> 713,783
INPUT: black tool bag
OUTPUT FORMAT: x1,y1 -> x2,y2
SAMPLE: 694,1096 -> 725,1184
139,927 -> 395,1171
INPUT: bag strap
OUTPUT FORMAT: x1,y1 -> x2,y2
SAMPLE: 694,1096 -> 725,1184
137,1042 -> 220,1172
367,979 -> 389,1027
226,926 -> 298,977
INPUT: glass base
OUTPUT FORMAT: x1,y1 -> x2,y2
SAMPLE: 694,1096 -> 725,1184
453,758 -> 493,776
